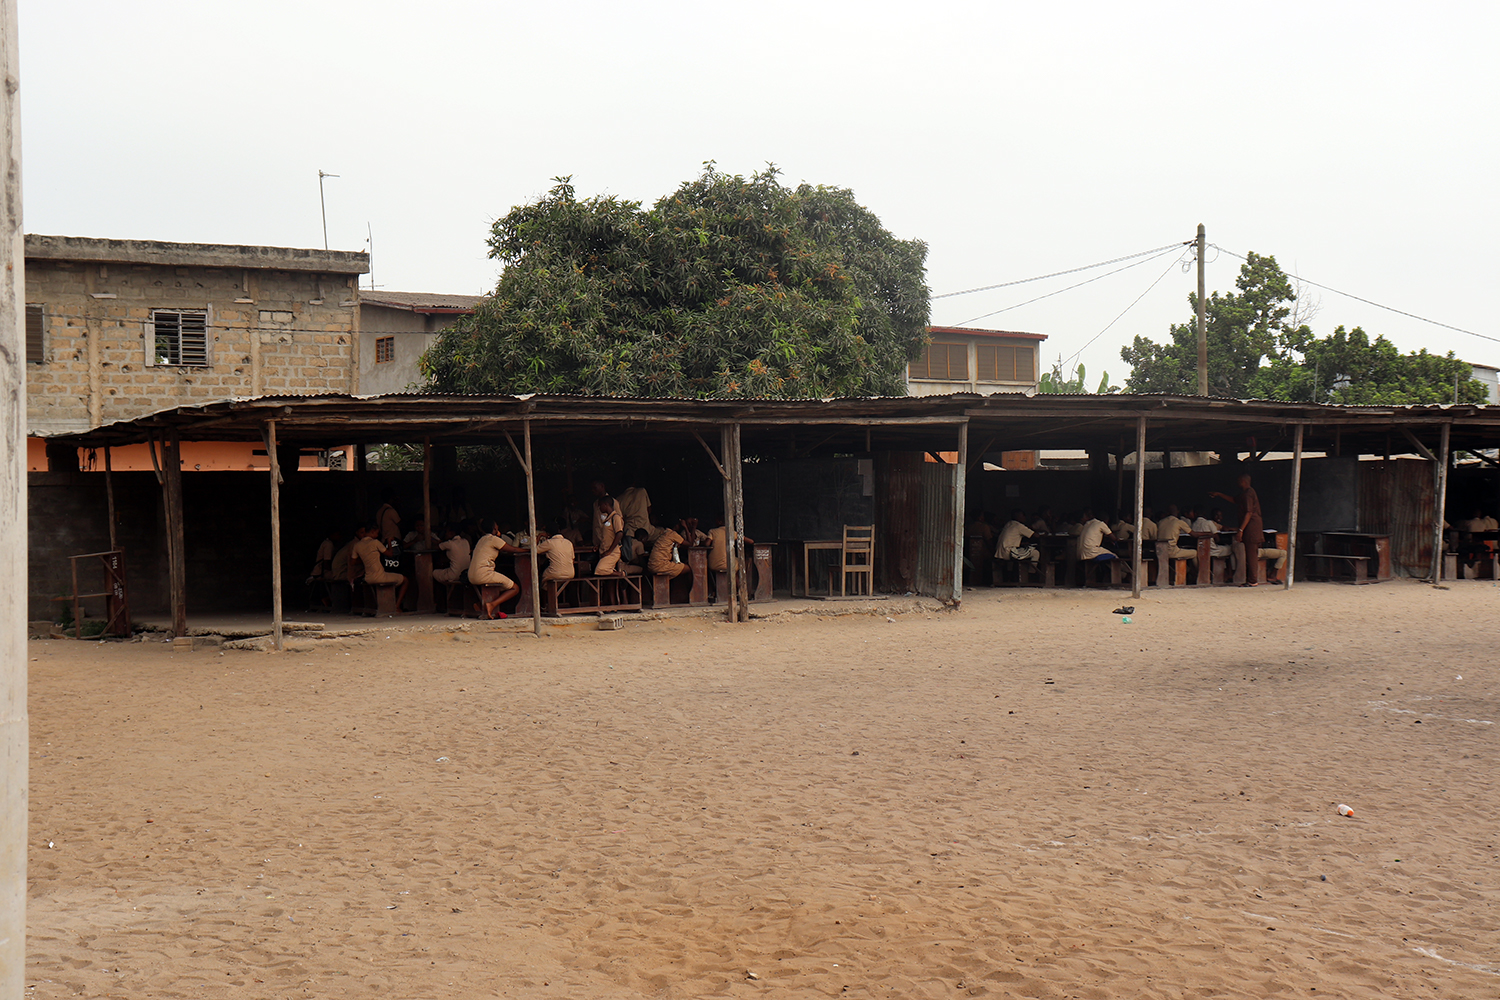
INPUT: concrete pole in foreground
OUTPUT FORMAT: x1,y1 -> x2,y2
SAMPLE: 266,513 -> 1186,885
0,0 -> 27,991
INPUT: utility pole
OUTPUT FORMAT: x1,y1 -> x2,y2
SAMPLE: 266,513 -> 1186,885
0,0 -> 27,992
1196,223 -> 1207,396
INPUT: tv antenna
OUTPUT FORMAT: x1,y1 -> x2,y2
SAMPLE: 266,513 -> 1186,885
365,222 -> 378,290
318,170 -> 339,249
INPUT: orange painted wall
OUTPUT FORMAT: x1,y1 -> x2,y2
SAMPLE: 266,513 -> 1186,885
29,438 -> 355,473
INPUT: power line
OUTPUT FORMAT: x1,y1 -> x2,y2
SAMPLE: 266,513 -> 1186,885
1213,245 -> 1500,346
1063,250 -> 1192,368
932,242 -> 1190,300
953,245 -> 1186,327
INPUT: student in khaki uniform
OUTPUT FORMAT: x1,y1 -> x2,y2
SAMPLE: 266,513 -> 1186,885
648,521 -> 689,579
589,481 -> 622,549
432,524 -> 471,585
353,524 -> 409,608
995,509 -> 1039,566
468,518 -> 523,619
594,498 -> 628,575
618,485 -> 654,539
1155,504 -> 1197,562
533,527 -> 576,583
374,489 -> 402,544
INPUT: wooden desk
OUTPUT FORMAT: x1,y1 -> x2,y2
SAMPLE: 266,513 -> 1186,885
1317,531 -> 1391,582
512,554 -> 535,616
686,546 -> 710,606
797,539 -> 845,597
410,549 -> 437,613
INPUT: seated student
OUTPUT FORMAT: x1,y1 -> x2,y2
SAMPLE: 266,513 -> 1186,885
402,519 -> 437,551
1457,507 -> 1494,571
594,497 -> 629,575
1258,540 -> 1289,582
432,524 -> 471,585
306,528 -> 345,608
1110,507 -> 1158,544
1030,507 -> 1056,534
647,520 -> 689,579
533,525 -> 576,583
328,531 -> 357,586
707,516 -> 753,572
468,517 -> 524,619
1078,509 -> 1128,576
995,509 -> 1040,567
1156,505 -> 1196,560
352,524 -> 410,609
1192,507 -> 1232,558
628,528 -> 652,569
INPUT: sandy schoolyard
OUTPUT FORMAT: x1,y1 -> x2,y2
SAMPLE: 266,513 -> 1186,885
24,580 -> 1500,998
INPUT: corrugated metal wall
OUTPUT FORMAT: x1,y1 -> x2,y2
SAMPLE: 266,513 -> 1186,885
1358,459 -> 1436,577
875,452 -> 957,600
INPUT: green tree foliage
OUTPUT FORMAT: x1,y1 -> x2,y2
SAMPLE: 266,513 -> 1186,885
421,165 -> 930,398
1121,252 -> 1306,397
1122,252 -> 1485,403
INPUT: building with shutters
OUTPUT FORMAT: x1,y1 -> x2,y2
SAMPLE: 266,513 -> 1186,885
906,325 -> 1047,397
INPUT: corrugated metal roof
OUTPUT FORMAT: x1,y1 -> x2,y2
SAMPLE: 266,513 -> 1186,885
360,290 -> 486,312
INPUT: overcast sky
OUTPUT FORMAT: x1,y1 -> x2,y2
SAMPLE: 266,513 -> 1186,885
18,1 -> 1500,386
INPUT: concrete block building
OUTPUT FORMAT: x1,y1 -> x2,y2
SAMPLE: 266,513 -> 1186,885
358,290 -> 484,395
24,235 -> 370,436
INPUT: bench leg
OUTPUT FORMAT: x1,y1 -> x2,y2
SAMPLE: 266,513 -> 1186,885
375,585 -> 400,616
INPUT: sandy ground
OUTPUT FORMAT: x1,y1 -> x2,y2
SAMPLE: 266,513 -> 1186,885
24,580 -> 1500,999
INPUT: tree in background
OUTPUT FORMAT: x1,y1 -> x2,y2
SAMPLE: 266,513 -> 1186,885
421,165 -> 930,398
1121,252 -> 1307,397
1121,252 -> 1485,403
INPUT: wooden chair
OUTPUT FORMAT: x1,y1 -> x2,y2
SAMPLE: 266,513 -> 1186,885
828,525 -> 875,597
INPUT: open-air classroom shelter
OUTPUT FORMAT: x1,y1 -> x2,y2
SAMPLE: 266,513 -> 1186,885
29,392 -> 1500,646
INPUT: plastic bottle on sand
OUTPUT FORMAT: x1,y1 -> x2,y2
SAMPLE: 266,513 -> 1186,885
1337,803 -> 1354,817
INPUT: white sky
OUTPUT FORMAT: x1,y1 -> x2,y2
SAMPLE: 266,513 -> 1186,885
17,1 -> 1500,387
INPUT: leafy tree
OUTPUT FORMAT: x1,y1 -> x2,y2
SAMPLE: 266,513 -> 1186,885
1249,326 -> 1487,404
1122,252 -> 1485,403
1121,252 -> 1307,397
421,165 -> 930,398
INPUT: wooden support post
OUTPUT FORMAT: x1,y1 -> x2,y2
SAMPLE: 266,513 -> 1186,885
1431,422 -> 1451,583
720,424 -> 737,622
104,445 -> 117,552
422,436 -> 432,545
1285,423 -> 1304,591
731,422 -> 748,623
164,430 -> 187,637
1131,415 -> 1146,599
523,419 -> 541,636
954,421 -> 968,606
1115,434 -> 1127,512
267,420 -> 284,652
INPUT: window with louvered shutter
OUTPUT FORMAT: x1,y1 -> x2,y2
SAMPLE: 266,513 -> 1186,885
909,342 -> 968,380
150,309 -> 210,367
375,336 -> 395,363
25,304 -> 44,363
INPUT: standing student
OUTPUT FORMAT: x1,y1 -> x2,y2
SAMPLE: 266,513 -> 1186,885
1211,473 -> 1265,586
374,488 -> 402,544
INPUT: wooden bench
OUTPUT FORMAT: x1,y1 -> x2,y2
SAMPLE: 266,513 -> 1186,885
353,579 -> 401,616
543,575 -> 643,615
1304,552 -> 1378,584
